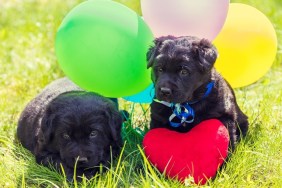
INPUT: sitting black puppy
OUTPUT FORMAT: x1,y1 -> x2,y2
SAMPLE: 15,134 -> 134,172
17,77 -> 123,180
147,36 -> 249,150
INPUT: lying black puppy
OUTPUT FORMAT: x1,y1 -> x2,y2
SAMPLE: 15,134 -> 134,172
147,36 -> 249,150
17,77 -> 123,180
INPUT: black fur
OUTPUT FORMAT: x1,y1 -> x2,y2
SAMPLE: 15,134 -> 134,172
17,78 -> 123,180
147,36 -> 249,150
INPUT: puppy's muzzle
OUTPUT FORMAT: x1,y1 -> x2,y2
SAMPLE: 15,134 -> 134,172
160,87 -> 172,97
75,156 -> 89,167
77,157 -> 88,163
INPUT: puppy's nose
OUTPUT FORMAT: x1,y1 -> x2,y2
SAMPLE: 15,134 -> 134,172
160,87 -> 172,96
77,157 -> 88,164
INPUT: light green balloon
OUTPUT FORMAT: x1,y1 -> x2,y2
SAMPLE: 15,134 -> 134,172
55,0 -> 153,97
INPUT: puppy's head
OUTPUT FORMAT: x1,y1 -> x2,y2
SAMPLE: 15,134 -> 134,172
147,36 -> 218,103
39,91 -> 122,169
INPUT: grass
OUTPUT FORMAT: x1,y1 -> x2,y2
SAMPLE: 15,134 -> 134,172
0,0 -> 281,187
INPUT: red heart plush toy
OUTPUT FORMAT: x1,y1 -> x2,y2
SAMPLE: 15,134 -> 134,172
143,119 -> 229,184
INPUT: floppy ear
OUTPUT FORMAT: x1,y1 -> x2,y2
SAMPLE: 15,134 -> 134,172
39,109 -> 56,146
105,106 -> 123,144
192,38 -> 218,72
33,109 -> 56,155
146,45 -> 157,68
103,105 -> 123,157
147,36 -> 177,68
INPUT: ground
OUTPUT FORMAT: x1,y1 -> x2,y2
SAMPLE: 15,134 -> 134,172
0,0 -> 281,187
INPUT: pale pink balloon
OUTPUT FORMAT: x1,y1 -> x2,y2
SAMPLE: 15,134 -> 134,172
141,0 -> 229,40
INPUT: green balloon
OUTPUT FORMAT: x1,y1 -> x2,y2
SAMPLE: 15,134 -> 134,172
55,0 -> 153,97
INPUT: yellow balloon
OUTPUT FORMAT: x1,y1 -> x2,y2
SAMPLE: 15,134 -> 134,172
213,3 -> 277,88
114,0 -> 141,14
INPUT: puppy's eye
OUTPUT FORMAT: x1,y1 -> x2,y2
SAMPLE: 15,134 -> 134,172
89,130 -> 98,139
180,69 -> 189,75
157,67 -> 163,73
63,133 -> 71,140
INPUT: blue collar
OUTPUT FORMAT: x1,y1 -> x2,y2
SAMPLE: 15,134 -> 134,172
154,82 -> 214,128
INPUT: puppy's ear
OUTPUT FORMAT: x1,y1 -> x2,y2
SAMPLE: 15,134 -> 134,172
146,45 -> 157,68
39,109 -> 56,146
192,39 -> 218,72
106,106 -> 123,144
147,38 -> 163,68
34,128 -> 47,154
147,36 -> 176,68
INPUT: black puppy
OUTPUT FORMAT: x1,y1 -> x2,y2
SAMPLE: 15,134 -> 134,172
147,36 -> 249,150
17,77 -> 123,180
